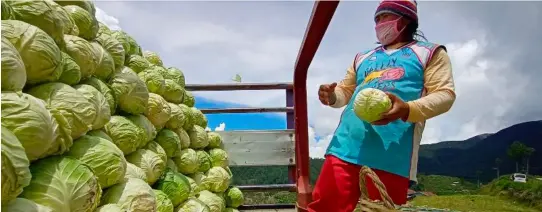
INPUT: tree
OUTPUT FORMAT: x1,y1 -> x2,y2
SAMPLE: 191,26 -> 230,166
507,141 -> 528,172
523,147 -> 535,175
493,158 -> 502,178
475,170 -> 482,188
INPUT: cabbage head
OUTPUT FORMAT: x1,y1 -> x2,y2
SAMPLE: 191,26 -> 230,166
27,82 -> 96,139
65,135 -> 127,189
183,91 -> 196,107
145,93 -> 171,130
201,167 -> 231,193
191,107 -> 208,128
87,129 -> 113,142
207,132 -> 223,149
126,54 -> 151,73
109,67 -> 149,115
1,198 -> 52,212
2,20 -> 62,85
95,33 -> 125,72
173,148 -> 199,175
124,32 -> 141,56
1,36 -> 26,91
1,126 -> 31,205
196,150 -> 212,173
155,169 -> 191,207
143,51 -> 163,66
144,141 -> 167,163
127,114 -> 157,147
163,79 -> 184,104
166,159 -> 178,172
189,172 -> 206,194
111,30 -> 130,56
55,0 -> 96,16
63,34 -> 98,79
225,208 -> 240,212
208,148 -> 229,169
155,129 -> 182,158
97,22 -> 111,36
179,104 -> 194,130
58,52 -> 81,85
225,187 -> 244,208
353,88 -> 392,123
124,162 -> 147,182
175,127 -> 191,150
189,125 -> 209,149
165,103 -> 186,129
138,68 -> 165,95
51,2 -> 78,36
153,189 -> 174,212
101,178 -> 157,212
186,177 -> 198,197
103,116 -> 146,155
1,92 -> 71,161
21,156 -> 101,212
63,5 -> 98,40
9,0 -> 66,48
80,77 -> 116,113
176,198 -> 210,212
125,149 -> 166,185
95,204 -> 122,212
166,67 -> 186,88
1,0 -> 15,20
90,41 -> 115,80
74,84 -> 111,130
198,190 -> 226,212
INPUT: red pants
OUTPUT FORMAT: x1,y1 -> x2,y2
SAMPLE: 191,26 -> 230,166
308,155 -> 409,212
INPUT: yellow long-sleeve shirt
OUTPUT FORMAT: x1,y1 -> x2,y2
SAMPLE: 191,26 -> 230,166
330,47 -> 456,123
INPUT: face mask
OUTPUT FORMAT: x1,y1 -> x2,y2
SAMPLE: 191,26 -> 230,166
375,17 -> 406,45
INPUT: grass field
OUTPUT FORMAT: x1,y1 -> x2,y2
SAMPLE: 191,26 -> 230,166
410,195 -> 539,212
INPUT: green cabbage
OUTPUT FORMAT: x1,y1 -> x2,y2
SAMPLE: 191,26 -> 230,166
208,148 -> 229,169
179,104 -> 194,130
80,77 -> 116,113
188,172 -> 206,193
201,167 -> 231,193
124,32 -> 141,56
63,5 -> 98,40
58,52 -> 81,85
183,91 -> 195,107
191,107 -> 208,128
198,190 -> 226,212
189,125 -> 209,149
101,178 -> 157,212
109,67 -> 149,115
176,198 -> 210,212
353,88 -> 392,123
95,33 -> 125,72
97,22 -> 111,36
165,103 -> 186,129
9,0 -> 66,48
155,169 -> 191,207
1,20 -> 62,85
1,0 -> 14,20
1,126 -> 31,205
163,79 -> 184,104
144,141 -> 167,164
126,54 -> 151,73
21,156 -> 101,212
65,135 -> 126,189
90,41 -> 115,80
127,114 -> 157,147
155,129 -> 182,158
153,189 -> 174,212
1,36 -> 25,91
86,129 -> 113,142
186,177 -> 198,197
166,67 -> 186,88
175,127 -> 191,150
225,208 -> 240,212
144,93 -> 171,130
73,84 -> 111,130
138,68 -> 166,95
173,148 -> 199,175
63,34 -> 98,79
207,132 -> 223,149
27,82 -> 97,139
196,150 -> 212,173
111,30 -> 130,57
103,116 -> 146,155
54,0 -> 96,16
124,162 -> 147,182
143,51 -> 163,66
166,158 -> 178,172
125,149 -> 166,185
225,187 -> 244,208
1,198 -> 52,212
51,1 -> 78,36
95,204 -> 122,212
1,92 -> 70,161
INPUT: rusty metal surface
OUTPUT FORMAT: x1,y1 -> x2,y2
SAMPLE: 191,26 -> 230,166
185,83 -> 293,91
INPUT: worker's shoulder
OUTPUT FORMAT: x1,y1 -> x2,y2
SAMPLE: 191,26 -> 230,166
411,41 -> 447,52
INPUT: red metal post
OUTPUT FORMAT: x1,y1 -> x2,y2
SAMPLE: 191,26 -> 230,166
293,0 -> 339,211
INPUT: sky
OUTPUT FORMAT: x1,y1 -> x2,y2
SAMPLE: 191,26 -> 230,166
94,1 -> 542,158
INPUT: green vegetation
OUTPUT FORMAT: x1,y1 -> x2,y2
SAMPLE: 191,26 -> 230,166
413,175 -> 479,195
410,195 -> 539,212
480,175 -> 542,210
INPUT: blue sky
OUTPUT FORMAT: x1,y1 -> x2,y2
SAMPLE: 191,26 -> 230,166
94,1 -> 542,158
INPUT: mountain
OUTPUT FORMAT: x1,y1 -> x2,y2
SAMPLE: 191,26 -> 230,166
230,121 -> 542,186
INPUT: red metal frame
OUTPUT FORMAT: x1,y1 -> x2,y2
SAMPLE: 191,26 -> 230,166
293,1 -> 339,211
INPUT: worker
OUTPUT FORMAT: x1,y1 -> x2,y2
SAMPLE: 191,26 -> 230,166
309,0 -> 456,211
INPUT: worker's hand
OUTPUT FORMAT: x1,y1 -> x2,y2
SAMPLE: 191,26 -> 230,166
372,92 -> 410,125
318,83 -> 337,106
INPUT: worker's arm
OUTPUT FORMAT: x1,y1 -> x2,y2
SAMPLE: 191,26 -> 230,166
404,48 -> 456,122
330,55 -> 358,108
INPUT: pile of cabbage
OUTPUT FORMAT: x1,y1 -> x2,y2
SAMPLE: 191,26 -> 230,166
1,1 -> 244,211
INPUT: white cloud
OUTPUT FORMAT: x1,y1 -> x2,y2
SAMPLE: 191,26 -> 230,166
95,7 -> 121,30
214,123 -> 226,131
